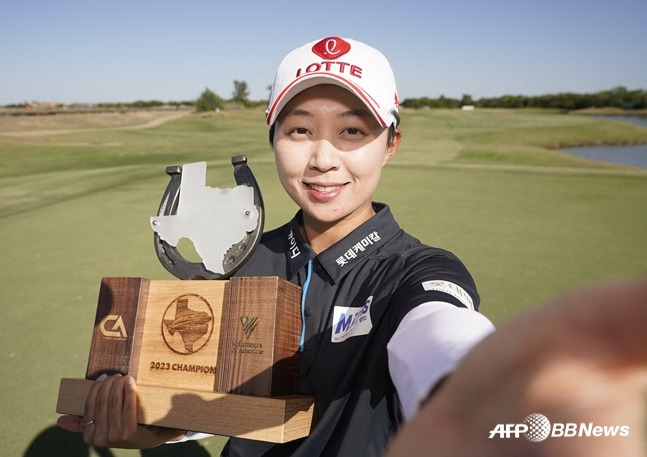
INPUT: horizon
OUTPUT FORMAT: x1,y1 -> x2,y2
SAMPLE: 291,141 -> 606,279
3,85 -> 645,108
2,0 -> 646,106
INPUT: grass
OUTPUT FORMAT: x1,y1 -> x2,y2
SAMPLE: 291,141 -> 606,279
378,165 -> 647,319
1,108 -> 646,456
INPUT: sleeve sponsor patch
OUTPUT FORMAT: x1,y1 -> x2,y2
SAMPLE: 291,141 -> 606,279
421,280 -> 474,310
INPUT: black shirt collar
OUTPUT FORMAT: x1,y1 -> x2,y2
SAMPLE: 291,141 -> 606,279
285,216 -> 316,280
284,203 -> 401,283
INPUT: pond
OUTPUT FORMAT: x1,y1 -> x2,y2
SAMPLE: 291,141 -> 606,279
593,115 -> 647,128
562,116 -> 647,169
562,144 -> 647,169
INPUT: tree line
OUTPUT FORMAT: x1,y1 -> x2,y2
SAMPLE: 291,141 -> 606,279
2,81 -> 257,112
401,87 -> 647,110
195,83 -> 647,113
6,84 -> 645,112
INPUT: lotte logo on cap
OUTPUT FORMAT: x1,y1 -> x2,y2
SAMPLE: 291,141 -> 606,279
312,37 -> 351,60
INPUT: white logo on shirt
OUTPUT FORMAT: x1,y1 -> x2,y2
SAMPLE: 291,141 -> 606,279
332,296 -> 373,342
421,280 -> 474,310
335,231 -> 381,267
287,229 -> 301,259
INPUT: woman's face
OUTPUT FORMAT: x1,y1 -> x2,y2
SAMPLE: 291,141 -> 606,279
273,84 -> 400,233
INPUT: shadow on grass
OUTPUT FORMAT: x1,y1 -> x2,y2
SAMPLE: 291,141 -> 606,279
24,425 -> 211,457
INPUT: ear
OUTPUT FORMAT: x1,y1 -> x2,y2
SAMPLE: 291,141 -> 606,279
383,128 -> 402,166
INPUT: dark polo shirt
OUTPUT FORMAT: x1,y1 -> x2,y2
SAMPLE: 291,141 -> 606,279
223,203 -> 479,457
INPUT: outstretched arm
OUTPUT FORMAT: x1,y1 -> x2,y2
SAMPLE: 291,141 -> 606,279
386,279 -> 647,457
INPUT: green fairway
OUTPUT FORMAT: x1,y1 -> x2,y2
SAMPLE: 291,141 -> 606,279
1,109 -> 646,456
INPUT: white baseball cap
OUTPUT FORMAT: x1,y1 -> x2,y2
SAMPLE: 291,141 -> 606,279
266,36 -> 400,128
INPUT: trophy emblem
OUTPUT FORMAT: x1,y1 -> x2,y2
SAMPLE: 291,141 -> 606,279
57,156 -> 314,443
162,294 -> 214,355
152,155 -> 264,280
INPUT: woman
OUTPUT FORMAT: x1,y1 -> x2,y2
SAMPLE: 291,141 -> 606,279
58,36 -> 495,456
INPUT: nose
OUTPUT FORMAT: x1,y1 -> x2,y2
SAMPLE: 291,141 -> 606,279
309,139 -> 340,172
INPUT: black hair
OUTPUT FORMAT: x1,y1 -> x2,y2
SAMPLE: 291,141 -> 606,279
268,124 -> 276,145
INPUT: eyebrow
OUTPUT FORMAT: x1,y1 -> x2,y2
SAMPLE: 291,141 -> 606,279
279,107 -> 372,121
280,108 -> 312,119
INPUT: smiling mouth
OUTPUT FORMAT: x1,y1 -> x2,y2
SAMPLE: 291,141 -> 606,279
306,183 -> 346,193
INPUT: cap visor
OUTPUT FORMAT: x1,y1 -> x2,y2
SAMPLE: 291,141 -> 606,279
267,73 -> 388,127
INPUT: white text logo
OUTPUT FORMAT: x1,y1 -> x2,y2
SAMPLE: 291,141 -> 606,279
287,229 -> 301,259
489,413 -> 630,441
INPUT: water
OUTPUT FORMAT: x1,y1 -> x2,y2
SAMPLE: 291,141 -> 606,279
562,116 -> 647,169
563,144 -> 647,169
594,115 -> 647,128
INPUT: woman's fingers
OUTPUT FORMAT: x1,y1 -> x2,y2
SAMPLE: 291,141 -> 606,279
122,376 -> 139,437
60,373 -> 183,448
82,373 -> 138,447
106,374 -> 127,444
89,374 -> 119,446
82,373 -> 108,444
104,375 -> 138,443
56,414 -> 83,433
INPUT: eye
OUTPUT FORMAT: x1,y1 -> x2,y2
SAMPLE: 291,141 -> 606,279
289,127 -> 309,136
341,126 -> 367,140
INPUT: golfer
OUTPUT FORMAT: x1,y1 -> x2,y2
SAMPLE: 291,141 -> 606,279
59,36 -> 495,456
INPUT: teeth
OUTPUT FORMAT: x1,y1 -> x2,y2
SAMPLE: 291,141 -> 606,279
310,184 -> 340,192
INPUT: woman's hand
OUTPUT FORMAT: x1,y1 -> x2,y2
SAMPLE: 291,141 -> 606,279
57,374 -> 186,449
386,279 -> 647,457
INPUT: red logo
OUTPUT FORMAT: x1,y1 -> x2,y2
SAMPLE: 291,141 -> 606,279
312,37 -> 351,60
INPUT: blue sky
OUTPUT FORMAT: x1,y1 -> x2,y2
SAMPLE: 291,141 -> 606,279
1,0 -> 645,105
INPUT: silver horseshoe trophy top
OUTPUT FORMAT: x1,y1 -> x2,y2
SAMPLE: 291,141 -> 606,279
151,155 -> 264,280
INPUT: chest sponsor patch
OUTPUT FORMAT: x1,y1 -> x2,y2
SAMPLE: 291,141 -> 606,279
332,296 -> 373,343
421,280 -> 474,310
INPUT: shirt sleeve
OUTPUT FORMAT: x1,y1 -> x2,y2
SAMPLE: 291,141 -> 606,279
387,301 -> 495,421
387,247 -> 480,333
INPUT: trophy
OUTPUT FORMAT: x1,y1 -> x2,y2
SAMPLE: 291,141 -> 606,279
57,156 -> 314,443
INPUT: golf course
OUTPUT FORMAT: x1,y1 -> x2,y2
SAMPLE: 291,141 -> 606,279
2,107 -> 646,456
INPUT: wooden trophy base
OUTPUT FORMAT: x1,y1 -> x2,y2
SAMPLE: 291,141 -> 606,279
57,379 -> 314,443
56,276 -> 314,443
